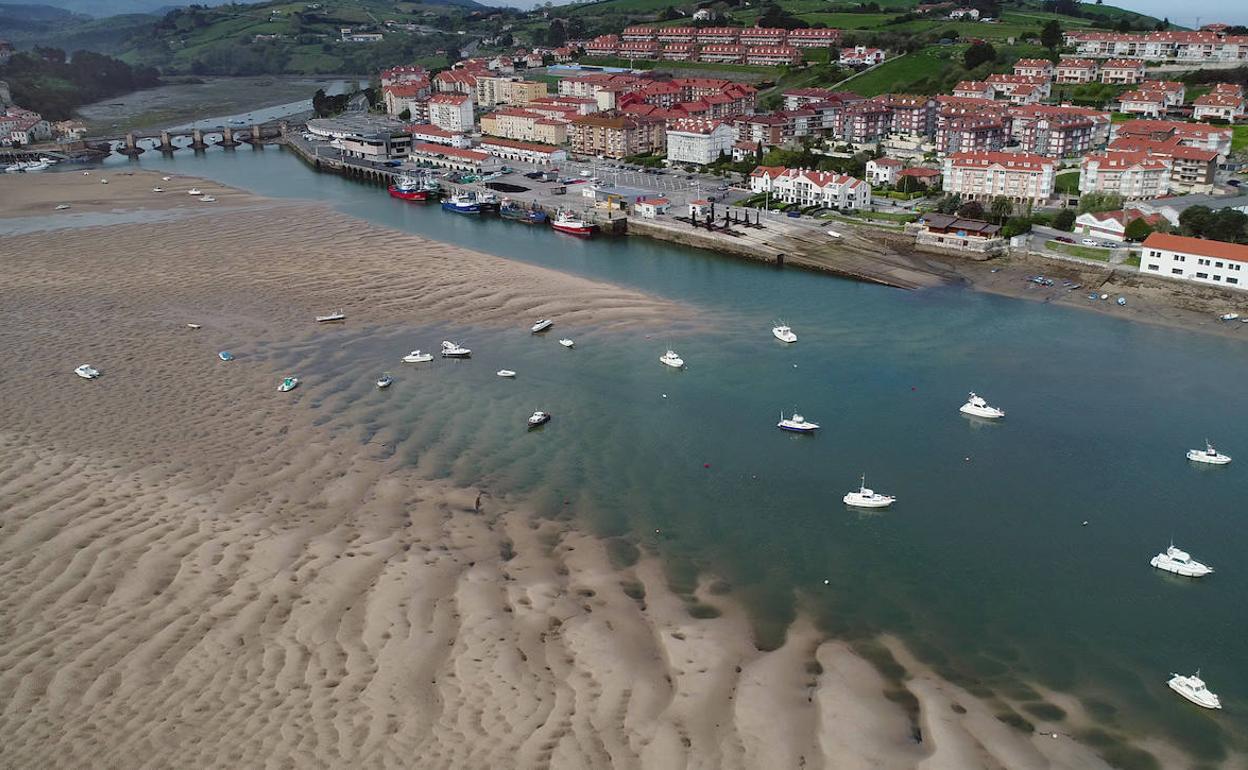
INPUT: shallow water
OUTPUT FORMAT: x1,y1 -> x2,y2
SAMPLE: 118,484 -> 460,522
101,146 -> 1248,760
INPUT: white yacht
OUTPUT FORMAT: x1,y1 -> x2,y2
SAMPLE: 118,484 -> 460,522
527,410 -> 551,428
186,323 -> 201,330
315,310 -> 345,323
187,188 -> 202,195
772,324 -> 797,343
1167,672 -> 1221,709
199,195 -> 216,202
441,340 -> 471,357
843,474 -> 895,508
531,319 -> 553,333
74,364 -> 100,380
960,392 -> 1005,419
376,373 -> 394,389
55,204 -> 71,210
277,376 -> 299,392
559,338 -> 575,348
659,350 -> 684,368
152,187 -> 164,193
1150,543 -> 1213,578
402,350 -> 433,363
1187,441 -> 1231,465
777,411 -> 819,432
497,369 -> 517,378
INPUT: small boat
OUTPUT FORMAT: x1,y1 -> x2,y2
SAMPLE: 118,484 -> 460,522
659,349 -> 684,368
441,340 -> 471,358
501,199 -> 548,224
550,209 -> 595,237
531,319 -> 553,333
402,350 -> 433,363
772,324 -> 797,343
315,311 -> 345,323
1150,543 -> 1213,578
527,410 -> 551,428
559,338 -> 575,348
388,174 -> 435,201
100,179 -> 108,184
74,364 -> 100,380
960,392 -> 1004,419
152,187 -> 164,192
1088,292 -> 1099,300
1100,293 -> 1109,300
476,191 -> 500,211
777,411 -> 819,432
55,204 -> 71,210
162,176 -> 172,181
1116,296 -> 1127,306
186,323 -> 201,330
277,376 -> 299,392
187,188 -> 202,195
1220,313 -> 1240,322
376,373 -> 394,389
843,474 -> 895,508
199,196 -> 216,202
441,191 -> 482,214
218,351 -> 235,361
1168,671 -> 1221,709
497,369 -> 517,378
1187,440 -> 1231,465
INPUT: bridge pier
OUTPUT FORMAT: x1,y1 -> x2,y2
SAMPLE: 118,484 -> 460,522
220,126 -> 240,149
244,123 -> 263,147
158,130 -> 177,153
119,132 -> 144,157
190,128 -> 208,151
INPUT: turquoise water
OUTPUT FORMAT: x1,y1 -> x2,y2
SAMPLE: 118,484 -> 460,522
103,147 -> 1248,763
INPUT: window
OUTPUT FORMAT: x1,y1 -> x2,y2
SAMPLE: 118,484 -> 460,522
1148,263 -> 1159,271
1229,277 -> 1239,285
1216,261 -> 1224,268
1196,272 -> 1208,279
1214,275 -> 1222,281
1172,268 -> 1184,274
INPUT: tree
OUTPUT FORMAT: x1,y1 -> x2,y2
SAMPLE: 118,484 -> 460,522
1179,205 -> 1212,237
1053,208 -> 1076,231
399,107 -> 411,121
1001,216 -> 1033,238
958,200 -> 986,219
1078,191 -> 1123,214
1041,20 -> 1063,51
935,194 -> 961,214
989,196 -> 1014,224
1123,217 -> 1154,242
1115,18 -> 1132,33
1206,209 -> 1248,243
963,41 -> 996,69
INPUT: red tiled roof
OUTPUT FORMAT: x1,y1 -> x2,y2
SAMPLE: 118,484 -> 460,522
1143,232 -> 1248,263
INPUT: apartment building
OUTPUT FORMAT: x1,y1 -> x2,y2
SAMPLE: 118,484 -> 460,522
837,97 -> 893,143
866,157 -> 903,186
733,114 -> 787,146
407,123 -> 470,149
785,28 -> 842,47
782,88 -> 861,110
427,93 -> 474,134
657,27 -> 695,43
739,27 -> 787,46
1108,136 -> 1219,193
1118,89 -> 1167,119
985,74 -> 1051,100
621,26 -> 655,41
1012,58 -> 1054,79
477,137 -> 568,166
1193,92 -> 1246,122
942,151 -> 1056,205
480,108 -> 568,145
953,81 -> 995,100
697,27 -> 741,44
382,83 -> 429,118
1139,80 -> 1186,107
433,69 -> 477,94
1055,57 -> 1098,84
665,118 -> 736,165
1008,105 -> 1110,157
749,166 -> 872,210
1079,151 -> 1172,199
662,43 -> 697,61
1099,59 -> 1146,84
935,97 -> 1012,155
885,94 -> 936,137
1112,119 -> 1233,158
1139,232 -> 1248,290
1065,30 -> 1247,63
568,113 -> 665,158
474,76 -> 547,108
745,46 -> 801,66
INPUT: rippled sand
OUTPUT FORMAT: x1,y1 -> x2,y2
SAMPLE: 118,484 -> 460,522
0,170 -> 1123,769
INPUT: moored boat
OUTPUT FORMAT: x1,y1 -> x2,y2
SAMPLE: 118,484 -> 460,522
74,364 -> 100,380
1168,671 -> 1221,709
772,324 -> 797,343
315,310 -> 346,323
402,350 -> 433,363
388,174 -> 437,201
497,369 -> 517,378
441,340 -> 471,357
441,191 -> 482,215
960,392 -> 1004,419
218,351 -> 235,361
550,210 -> 595,237
843,474 -> 895,508
531,319 -> 553,333
277,376 -> 299,392
1187,440 -> 1231,465
659,350 -> 684,368
777,411 -> 818,433
1150,543 -> 1213,578
376,373 -> 394,389
501,199 -> 548,224
527,410 -> 551,428
559,338 -> 575,348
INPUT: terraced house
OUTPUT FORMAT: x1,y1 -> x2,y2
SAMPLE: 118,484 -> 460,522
942,151 -> 1056,205
749,167 -> 872,210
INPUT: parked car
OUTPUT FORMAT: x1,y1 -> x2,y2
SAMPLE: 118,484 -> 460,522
1080,238 -> 1100,247
1055,236 -> 1075,244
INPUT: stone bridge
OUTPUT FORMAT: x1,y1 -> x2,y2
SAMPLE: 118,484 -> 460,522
98,121 -> 288,156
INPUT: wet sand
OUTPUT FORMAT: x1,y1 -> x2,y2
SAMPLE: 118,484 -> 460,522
0,169 -> 1130,769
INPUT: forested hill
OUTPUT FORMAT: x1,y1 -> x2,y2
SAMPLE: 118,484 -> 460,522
0,48 -> 161,120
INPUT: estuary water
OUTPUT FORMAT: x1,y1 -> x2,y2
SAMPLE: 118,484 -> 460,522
102,146 -> 1248,764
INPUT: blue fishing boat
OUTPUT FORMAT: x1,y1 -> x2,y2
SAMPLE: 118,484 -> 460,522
441,191 -> 482,214
500,199 -> 548,224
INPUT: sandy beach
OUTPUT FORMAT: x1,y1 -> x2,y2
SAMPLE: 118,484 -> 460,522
0,169 -> 1142,769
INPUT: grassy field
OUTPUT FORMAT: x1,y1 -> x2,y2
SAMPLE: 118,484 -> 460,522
1047,240 -> 1111,261
838,46 -> 963,96
1233,125 -> 1248,155
1054,170 -> 1080,194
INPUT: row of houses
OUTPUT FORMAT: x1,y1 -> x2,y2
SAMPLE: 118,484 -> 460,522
1064,30 -> 1248,63
617,25 -> 841,47
585,37 -> 804,66
1117,82 -> 1246,122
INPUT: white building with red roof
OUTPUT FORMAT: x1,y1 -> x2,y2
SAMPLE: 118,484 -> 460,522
785,28 -> 841,48
476,137 -> 567,166
665,118 -> 736,165
1012,58 -> 1054,80
1194,91 -> 1246,122
407,123 -> 470,149
1099,59 -> 1145,84
1139,232 -> 1248,290
408,142 -> 502,173
1079,151 -> 1172,199
1075,208 -> 1168,242
428,93 -> 474,134
865,156 -> 903,186
1055,58 -> 1098,84
1118,89 -> 1167,119
749,166 -> 872,210
942,151 -> 1056,204
839,46 -> 885,67
953,81 -> 995,100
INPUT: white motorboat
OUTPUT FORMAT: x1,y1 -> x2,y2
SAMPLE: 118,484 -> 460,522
100,179 -> 108,184
1187,441 -> 1231,465
152,187 -> 164,192
497,369 -> 517,378
74,364 -> 100,380
531,319 -> 553,333
1219,313 -> 1239,321
659,350 -> 684,368
527,410 -> 551,428
376,373 -> 394,389
315,310 -> 345,323
1168,672 -> 1221,709
55,203 -> 71,210
187,188 -> 202,195
186,323 -> 201,329
843,474 -> 895,508
402,350 -> 433,363
559,338 -> 575,348
960,392 -> 1005,419
441,340 -> 471,357
162,176 -> 172,181
218,351 -> 235,361
772,324 -> 797,343
277,376 -> 299,392
1150,543 -> 1213,578
200,195 -> 216,202
777,411 -> 819,432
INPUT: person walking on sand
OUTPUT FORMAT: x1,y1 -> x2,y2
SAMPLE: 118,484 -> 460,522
474,493 -> 481,512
